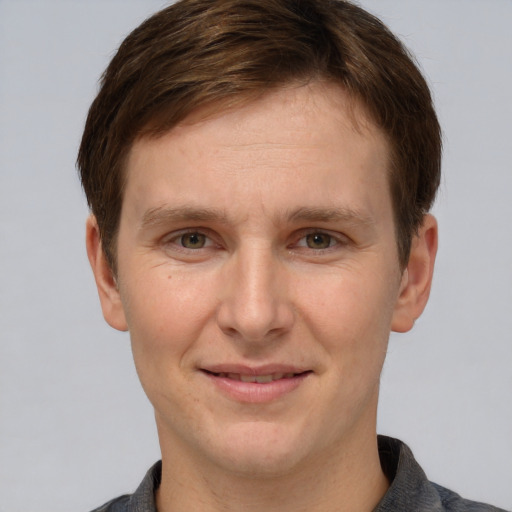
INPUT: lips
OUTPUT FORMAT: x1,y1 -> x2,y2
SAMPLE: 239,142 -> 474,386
201,366 -> 312,403
206,371 -> 304,383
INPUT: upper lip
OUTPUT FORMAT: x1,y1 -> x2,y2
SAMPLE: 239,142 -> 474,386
201,364 -> 310,376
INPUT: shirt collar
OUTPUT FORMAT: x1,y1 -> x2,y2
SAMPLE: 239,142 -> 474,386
125,436 -> 441,512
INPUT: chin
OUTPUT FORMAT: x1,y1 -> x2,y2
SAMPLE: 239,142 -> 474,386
200,420 -> 320,477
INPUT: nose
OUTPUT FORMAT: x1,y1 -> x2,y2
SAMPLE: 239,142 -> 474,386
216,245 -> 294,343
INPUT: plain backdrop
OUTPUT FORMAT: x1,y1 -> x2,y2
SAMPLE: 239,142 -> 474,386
0,1 -> 511,511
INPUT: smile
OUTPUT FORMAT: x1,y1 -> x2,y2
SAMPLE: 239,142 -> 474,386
211,372 -> 299,383
201,368 -> 312,403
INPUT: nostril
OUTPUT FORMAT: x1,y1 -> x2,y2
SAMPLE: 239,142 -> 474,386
221,326 -> 239,338
215,265 -> 294,342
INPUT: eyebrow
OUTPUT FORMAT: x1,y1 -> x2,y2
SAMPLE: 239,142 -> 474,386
139,205 -> 375,231
286,206 -> 375,228
140,206 -> 229,229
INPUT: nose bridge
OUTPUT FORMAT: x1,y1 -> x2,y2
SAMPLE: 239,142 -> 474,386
216,241 -> 293,341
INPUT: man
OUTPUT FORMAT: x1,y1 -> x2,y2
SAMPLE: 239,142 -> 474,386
78,1 -> 505,510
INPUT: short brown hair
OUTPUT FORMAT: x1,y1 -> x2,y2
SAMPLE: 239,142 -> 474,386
78,0 -> 441,271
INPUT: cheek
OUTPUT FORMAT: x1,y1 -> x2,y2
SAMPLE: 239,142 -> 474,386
297,266 -> 397,369
121,269 -> 217,369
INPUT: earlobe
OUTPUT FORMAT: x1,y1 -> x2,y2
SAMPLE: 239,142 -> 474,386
391,214 -> 438,333
85,215 -> 128,332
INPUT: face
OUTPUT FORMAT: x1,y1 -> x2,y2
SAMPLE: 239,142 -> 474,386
89,82 -> 434,477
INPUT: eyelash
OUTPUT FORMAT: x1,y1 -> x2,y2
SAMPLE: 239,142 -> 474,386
289,230 -> 351,257
160,229 -> 349,254
162,229 -> 218,251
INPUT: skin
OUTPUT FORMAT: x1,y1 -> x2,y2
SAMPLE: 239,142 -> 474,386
87,81 -> 437,512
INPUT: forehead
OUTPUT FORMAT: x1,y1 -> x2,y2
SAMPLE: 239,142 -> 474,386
123,82 -> 391,224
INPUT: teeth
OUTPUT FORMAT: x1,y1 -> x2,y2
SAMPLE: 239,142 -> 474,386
255,375 -> 273,383
216,372 -> 299,383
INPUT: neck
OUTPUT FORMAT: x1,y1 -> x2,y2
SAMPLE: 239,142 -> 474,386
156,424 -> 388,512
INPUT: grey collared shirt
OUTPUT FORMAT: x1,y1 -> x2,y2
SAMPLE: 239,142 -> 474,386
90,436 -> 507,512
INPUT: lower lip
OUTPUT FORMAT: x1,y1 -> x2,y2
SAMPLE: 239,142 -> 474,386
202,371 -> 310,403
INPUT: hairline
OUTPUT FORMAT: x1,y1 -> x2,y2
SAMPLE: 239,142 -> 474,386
106,79 -> 406,275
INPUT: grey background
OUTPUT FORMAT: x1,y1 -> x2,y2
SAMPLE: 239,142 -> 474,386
0,1 -> 511,510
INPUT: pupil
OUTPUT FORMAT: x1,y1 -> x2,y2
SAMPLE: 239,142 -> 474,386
182,233 -> 205,248
307,233 -> 330,249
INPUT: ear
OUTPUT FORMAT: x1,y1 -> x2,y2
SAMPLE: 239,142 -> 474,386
391,214 -> 438,333
85,215 -> 128,331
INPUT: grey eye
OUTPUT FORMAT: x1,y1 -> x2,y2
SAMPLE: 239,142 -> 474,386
306,233 -> 332,249
180,233 -> 206,249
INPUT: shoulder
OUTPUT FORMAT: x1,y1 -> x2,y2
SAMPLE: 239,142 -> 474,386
89,494 -> 131,512
88,461 -> 161,512
431,482 -> 508,512
376,436 -> 508,512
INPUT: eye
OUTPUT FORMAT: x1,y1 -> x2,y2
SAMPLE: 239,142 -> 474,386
304,232 -> 334,249
159,229 -> 222,261
290,229 -> 353,257
294,231 -> 341,251
180,232 -> 207,249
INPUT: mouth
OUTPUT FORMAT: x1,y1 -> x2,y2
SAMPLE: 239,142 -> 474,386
200,367 -> 312,403
203,370 -> 310,383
